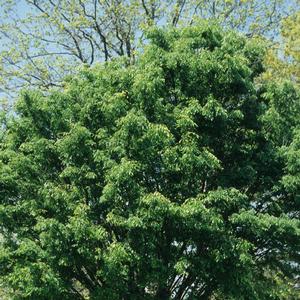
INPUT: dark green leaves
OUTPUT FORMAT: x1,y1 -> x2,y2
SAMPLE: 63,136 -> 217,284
0,23 -> 299,299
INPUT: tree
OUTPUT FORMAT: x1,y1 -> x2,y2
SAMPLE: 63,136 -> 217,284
0,0 -> 298,95
263,11 -> 300,83
0,23 -> 299,299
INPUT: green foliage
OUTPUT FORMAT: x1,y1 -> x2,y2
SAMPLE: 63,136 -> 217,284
0,22 -> 299,299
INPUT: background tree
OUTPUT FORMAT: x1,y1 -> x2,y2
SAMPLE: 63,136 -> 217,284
0,0 -> 298,95
0,23 -> 299,299
263,11 -> 300,83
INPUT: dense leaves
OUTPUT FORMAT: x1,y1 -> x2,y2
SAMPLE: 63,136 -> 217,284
0,23 -> 299,299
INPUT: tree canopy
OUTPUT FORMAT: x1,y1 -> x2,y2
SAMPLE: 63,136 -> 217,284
0,22 -> 299,299
0,0 -> 298,95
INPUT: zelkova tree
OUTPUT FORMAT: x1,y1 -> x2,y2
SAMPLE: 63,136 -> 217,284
0,23 -> 299,299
